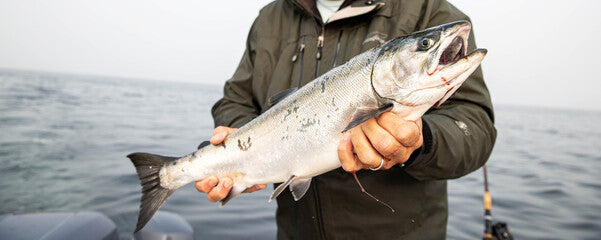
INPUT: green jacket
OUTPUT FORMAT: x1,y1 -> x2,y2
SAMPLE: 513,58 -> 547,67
211,0 -> 496,239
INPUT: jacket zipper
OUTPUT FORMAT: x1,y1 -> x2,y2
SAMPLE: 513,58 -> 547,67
313,24 -> 328,240
313,181 -> 327,240
332,30 -> 343,68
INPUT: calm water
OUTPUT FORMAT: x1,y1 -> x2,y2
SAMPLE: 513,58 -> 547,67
1,70 -> 600,239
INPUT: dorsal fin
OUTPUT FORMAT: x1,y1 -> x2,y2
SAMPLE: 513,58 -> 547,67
342,103 -> 394,132
267,88 -> 298,109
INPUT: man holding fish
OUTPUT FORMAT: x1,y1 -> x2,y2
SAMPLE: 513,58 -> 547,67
195,0 -> 496,239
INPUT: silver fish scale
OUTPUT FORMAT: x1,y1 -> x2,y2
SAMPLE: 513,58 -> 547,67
161,49 -> 381,190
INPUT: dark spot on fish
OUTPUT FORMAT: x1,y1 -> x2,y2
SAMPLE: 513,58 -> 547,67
238,137 -> 252,151
331,98 -> 339,111
221,142 -> 226,149
283,109 -> 293,121
321,78 -> 327,93
299,118 -> 317,131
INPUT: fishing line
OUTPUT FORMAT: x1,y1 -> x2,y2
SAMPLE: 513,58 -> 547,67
352,172 -> 395,213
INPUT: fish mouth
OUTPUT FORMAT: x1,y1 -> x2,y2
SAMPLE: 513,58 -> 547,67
431,47 -> 488,108
427,24 -> 470,76
439,36 -> 467,67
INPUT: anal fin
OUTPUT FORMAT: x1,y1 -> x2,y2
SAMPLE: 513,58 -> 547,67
289,177 -> 312,201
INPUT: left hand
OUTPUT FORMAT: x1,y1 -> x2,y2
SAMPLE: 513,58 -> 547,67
337,112 -> 423,172
194,126 -> 267,203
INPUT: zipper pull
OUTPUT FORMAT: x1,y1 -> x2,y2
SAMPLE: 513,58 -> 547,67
292,39 -> 306,62
316,34 -> 324,60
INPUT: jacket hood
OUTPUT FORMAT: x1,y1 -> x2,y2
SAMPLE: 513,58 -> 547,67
290,0 -> 385,23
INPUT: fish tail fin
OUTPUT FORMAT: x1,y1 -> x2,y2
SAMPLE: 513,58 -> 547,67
127,152 -> 178,233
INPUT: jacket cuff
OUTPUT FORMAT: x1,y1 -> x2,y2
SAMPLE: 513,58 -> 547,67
400,118 -> 433,168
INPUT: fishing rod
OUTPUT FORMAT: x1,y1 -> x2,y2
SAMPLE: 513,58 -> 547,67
482,165 -> 513,240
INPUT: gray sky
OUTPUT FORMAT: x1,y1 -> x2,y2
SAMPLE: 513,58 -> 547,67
1,0 -> 600,111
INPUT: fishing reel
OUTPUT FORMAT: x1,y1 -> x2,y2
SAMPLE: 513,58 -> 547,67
492,222 -> 513,240
484,222 -> 513,240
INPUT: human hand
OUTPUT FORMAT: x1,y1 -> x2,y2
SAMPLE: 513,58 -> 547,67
337,113 -> 423,172
195,126 -> 267,202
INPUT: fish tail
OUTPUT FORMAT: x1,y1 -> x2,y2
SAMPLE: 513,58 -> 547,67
127,152 -> 177,233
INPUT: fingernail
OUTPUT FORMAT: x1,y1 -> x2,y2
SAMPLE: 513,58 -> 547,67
210,133 -> 222,141
208,179 -> 217,187
223,179 -> 232,188
343,133 -> 351,141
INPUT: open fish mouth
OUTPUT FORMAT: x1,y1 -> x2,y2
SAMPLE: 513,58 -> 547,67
427,24 -> 471,76
439,35 -> 467,66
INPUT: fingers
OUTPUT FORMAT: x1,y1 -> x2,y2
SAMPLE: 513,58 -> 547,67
210,126 -> 237,145
351,119 -> 389,170
361,117 -> 404,166
196,176 -> 266,202
375,113 -> 423,164
195,175 -> 219,193
195,176 -> 232,202
338,114 -> 424,172
338,133 -> 363,172
242,184 -> 267,193
377,113 -> 422,147
206,177 -> 233,203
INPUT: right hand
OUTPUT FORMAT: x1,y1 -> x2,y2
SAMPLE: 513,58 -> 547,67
194,126 -> 267,203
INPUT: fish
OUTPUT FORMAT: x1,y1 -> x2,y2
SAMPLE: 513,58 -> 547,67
127,20 -> 487,232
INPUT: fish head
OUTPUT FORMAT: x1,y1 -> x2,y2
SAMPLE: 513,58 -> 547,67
371,21 -> 487,114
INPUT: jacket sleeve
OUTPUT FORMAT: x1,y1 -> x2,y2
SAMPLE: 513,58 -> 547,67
211,21 -> 261,128
403,0 -> 497,180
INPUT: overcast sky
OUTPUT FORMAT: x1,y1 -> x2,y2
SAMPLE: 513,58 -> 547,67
1,0 -> 600,111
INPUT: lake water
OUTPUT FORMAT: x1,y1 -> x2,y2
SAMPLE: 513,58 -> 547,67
1,69 -> 600,239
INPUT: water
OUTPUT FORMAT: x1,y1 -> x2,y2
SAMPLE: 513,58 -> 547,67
1,70 -> 600,239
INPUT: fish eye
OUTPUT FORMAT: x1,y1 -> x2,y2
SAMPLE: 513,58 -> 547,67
418,38 -> 434,51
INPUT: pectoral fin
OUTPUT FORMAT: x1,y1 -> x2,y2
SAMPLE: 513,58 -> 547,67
267,88 -> 298,109
342,103 -> 393,132
289,177 -> 312,201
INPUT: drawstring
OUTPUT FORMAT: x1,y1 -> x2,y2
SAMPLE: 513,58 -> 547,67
315,25 -> 325,78
292,36 -> 306,89
332,30 -> 343,68
292,29 -> 342,87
